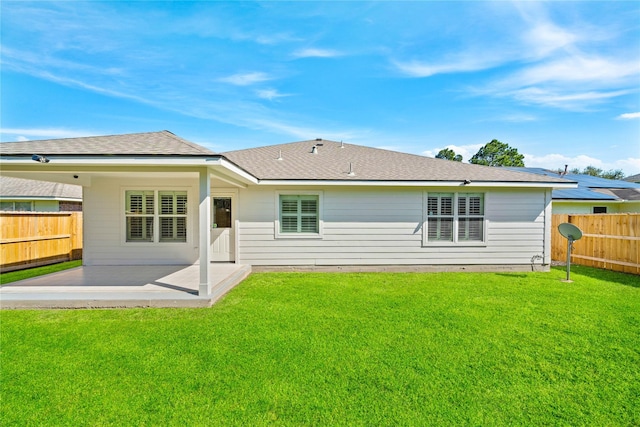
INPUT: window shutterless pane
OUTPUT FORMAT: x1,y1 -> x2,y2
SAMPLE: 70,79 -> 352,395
428,218 -> 453,241
126,217 -> 153,242
280,195 -> 319,233
126,191 -> 154,214
458,218 -> 483,241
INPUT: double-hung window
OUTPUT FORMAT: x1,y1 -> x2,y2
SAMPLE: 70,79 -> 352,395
159,191 -> 188,242
125,191 -> 155,242
427,193 -> 454,242
426,193 -> 484,244
276,192 -> 322,238
125,190 -> 188,243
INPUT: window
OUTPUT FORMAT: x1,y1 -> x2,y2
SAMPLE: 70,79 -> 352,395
213,197 -> 232,228
278,194 -> 320,235
125,190 -> 187,243
159,191 -> 188,242
0,201 -> 33,212
458,194 -> 484,241
426,193 -> 484,244
427,193 -> 453,242
593,206 -> 607,214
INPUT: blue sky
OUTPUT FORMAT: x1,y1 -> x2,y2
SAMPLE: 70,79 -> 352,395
1,1 -> 639,175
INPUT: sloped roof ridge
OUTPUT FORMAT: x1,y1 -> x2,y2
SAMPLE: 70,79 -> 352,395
0,130 -> 217,156
223,139 -> 573,183
158,130 -> 217,154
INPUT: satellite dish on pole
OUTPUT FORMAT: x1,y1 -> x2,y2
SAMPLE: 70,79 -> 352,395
558,223 -> 583,282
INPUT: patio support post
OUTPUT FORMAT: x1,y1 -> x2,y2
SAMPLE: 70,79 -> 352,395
198,168 -> 211,296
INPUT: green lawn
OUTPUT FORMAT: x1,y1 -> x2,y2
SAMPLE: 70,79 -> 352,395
1,266 -> 638,426
0,260 -> 82,285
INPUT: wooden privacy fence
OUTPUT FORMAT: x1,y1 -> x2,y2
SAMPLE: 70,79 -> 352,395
552,213 -> 639,275
0,212 -> 83,272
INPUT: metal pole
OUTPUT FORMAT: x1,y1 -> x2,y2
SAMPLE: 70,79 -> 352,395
565,237 -> 573,281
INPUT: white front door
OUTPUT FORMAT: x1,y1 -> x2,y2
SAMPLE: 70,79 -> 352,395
211,193 -> 235,262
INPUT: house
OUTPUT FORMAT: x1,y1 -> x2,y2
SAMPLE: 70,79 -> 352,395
505,167 -> 640,214
0,176 -> 82,212
624,173 -> 640,184
0,131 -> 575,295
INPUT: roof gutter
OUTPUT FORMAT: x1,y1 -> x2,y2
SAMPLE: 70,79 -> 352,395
255,179 -> 578,188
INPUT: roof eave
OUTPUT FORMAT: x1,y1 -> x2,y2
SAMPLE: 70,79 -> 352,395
256,179 -> 577,188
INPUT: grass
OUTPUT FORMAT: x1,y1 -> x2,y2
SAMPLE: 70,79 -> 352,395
1,265 -> 638,426
0,260 -> 82,285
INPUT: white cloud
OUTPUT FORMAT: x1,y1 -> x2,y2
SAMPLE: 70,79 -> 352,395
617,112 -> 640,120
524,153 -> 640,175
393,53 -> 508,78
422,144 -> 484,161
615,158 -> 640,174
524,21 -> 578,58
218,72 -> 272,86
524,153 -> 603,171
256,88 -> 291,101
504,87 -> 633,110
292,48 -> 342,59
393,2 -> 640,111
1,128 -> 93,140
504,54 -> 639,88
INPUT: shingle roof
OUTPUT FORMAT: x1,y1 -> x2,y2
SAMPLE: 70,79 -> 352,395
624,173 -> 640,183
506,167 -> 640,201
0,176 -> 82,200
223,139 -> 571,183
0,130 -> 216,156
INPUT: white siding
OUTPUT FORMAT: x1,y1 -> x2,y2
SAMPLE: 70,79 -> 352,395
34,200 -> 60,212
237,186 -> 551,267
83,176 -> 200,265
552,201 -> 640,214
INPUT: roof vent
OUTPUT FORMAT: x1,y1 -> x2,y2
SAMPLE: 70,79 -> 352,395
340,140 -> 344,148
277,149 -> 283,160
311,145 -> 318,154
348,162 -> 355,176
315,138 -> 322,141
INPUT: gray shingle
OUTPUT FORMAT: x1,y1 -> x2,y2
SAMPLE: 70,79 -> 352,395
0,130 -> 216,156
223,139 -> 572,183
0,176 -> 82,199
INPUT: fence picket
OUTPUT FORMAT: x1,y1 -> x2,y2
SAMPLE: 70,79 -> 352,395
0,212 -> 83,272
552,213 -> 639,275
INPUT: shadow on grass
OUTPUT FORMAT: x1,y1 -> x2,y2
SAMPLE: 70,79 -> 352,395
551,265 -> 639,288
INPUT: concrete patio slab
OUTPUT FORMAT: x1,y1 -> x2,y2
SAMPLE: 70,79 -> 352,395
0,263 -> 251,309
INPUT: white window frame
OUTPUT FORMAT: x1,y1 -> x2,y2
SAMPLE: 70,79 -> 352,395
0,200 -> 34,212
274,190 -> 323,239
121,187 -> 191,245
423,192 -> 486,246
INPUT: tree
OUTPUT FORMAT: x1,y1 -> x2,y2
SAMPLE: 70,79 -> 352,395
569,166 -> 625,180
469,139 -> 525,167
435,148 -> 463,162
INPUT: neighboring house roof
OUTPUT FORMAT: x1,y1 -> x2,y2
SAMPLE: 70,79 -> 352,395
505,167 -> 640,201
624,173 -> 640,183
223,139 -> 571,183
0,176 -> 82,200
0,130 -> 215,156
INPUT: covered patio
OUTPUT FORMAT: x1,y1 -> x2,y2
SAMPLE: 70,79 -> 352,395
0,263 -> 251,309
